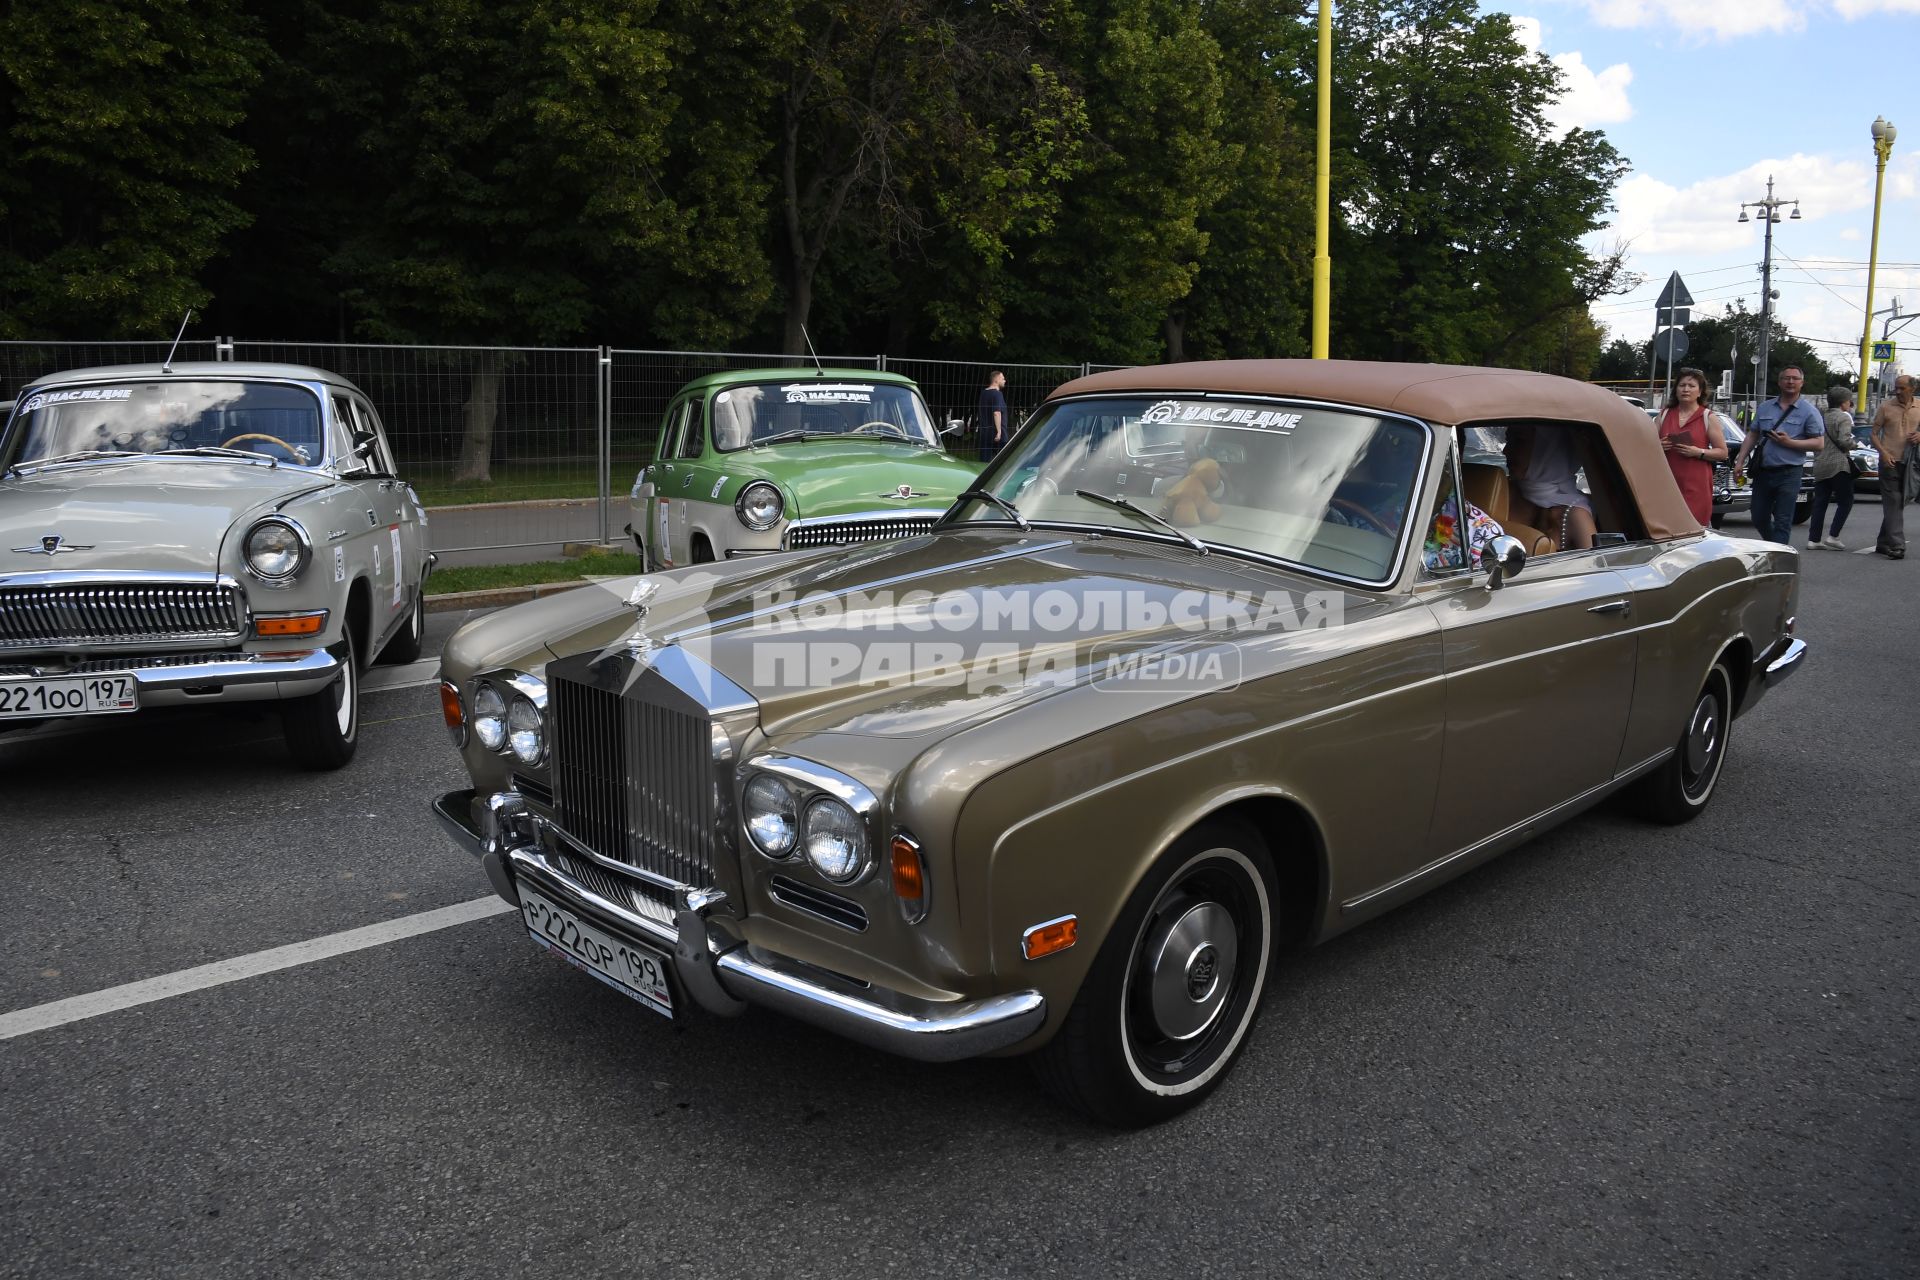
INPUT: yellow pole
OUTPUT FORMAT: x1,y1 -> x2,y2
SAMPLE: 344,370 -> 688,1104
1312,0 -> 1332,359
1858,118 -> 1895,407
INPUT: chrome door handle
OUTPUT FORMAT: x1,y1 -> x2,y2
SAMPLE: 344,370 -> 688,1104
682,474 -> 695,488
1588,599 -> 1632,616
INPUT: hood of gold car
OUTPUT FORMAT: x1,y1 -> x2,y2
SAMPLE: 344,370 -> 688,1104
543,528 -> 1395,742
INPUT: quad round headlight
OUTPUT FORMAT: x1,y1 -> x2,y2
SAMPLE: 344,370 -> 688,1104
743,773 -> 799,858
736,481 -> 783,531
506,694 -> 544,764
803,797 -> 869,883
471,682 -> 507,751
243,517 -> 309,581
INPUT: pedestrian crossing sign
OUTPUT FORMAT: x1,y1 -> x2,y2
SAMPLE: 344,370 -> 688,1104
1872,340 -> 1897,362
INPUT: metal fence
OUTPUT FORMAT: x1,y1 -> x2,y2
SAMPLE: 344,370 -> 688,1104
1,339 -> 1123,559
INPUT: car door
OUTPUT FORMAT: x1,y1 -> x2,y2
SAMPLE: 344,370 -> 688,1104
353,395 -> 423,629
668,395 -> 710,557
643,398 -> 690,569
1423,549 -> 1638,858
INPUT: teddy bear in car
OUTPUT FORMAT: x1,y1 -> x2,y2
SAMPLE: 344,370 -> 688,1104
1158,456 -> 1225,527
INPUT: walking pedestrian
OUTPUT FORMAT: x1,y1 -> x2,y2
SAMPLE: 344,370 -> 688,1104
1656,366 -> 1726,526
1732,365 -> 1824,545
1871,373 -> 1920,559
1807,386 -> 1858,549
976,370 -> 1008,462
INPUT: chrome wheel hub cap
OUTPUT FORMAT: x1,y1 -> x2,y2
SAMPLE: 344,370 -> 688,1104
1684,695 -> 1718,776
1146,901 -> 1239,1041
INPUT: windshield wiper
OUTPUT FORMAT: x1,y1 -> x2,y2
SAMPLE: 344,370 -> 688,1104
6,449 -> 134,477
955,488 -> 1030,530
751,430 -> 836,448
154,446 -> 280,466
1074,488 -> 1207,555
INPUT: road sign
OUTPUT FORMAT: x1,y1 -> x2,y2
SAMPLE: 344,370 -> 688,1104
1657,306 -> 1690,326
1872,340 -> 1896,363
1653,327 -> 1690,361
1718,368 -> 1733,397
1656,272 -> 1694,309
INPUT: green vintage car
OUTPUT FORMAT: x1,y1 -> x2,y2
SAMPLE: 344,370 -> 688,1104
626,368 -> 980,567
437,361 -> 1804,1126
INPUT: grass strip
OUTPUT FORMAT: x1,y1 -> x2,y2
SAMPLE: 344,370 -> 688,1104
426,552 -> 643,596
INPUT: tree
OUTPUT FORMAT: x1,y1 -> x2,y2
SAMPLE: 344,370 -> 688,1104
771,0 -> 1084,355
1325,0 -> 1629,366
1595,337 -> 1648,381
0,0 -> 263,338
1651,301 -> 1837,401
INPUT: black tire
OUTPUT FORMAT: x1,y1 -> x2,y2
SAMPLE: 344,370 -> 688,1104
690,536 -> 715,565
1627,662 -> 1732,824
1792,495 -> 1811,525
281,629 -> 360,770
1034,820 -> 1277,1127
377,588 -> 425,665
1710,513 -> 1726,529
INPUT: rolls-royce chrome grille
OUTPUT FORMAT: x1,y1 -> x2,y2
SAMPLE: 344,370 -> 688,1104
0,581 -> 245,650
784,514 -> 940,549
550,673 -> 717,887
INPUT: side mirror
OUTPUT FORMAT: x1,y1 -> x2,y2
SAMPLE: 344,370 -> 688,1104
351,430 -> 378,460
1483,535 -> 1526,590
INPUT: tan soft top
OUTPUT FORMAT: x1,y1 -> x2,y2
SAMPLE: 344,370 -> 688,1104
1050,359 -> 1701,541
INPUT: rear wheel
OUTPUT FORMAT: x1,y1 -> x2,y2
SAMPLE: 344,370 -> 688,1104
1035,820 -> 1277,1127
377,588 -> 425,665
690,535 -> 715,565
1627,662 -> 1732,824
282,629 -> 360,770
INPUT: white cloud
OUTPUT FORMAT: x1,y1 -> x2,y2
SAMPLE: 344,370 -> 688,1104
1839,227 -> 1863,241
1609,155 -> 1875,256
1573,0 -> 1920,39
1511,17 -> 1633,133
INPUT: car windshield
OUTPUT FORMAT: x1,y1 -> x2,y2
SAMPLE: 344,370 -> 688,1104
953,394 -> 1431,583
3,380 -> 326,469
709,380 -> 938,451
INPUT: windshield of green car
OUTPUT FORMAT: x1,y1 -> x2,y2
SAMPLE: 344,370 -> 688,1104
952,394 -> 1432,584
709,380 -> 938,451
3,380 -> 326,469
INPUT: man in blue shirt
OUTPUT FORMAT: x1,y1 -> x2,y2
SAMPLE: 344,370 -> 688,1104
1733,365 -> 1825,544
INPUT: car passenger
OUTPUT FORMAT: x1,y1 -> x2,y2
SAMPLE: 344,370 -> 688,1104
1507,425 -> 1597,550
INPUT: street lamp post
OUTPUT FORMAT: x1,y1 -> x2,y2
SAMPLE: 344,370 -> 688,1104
1737,177 -> 1801,405
1311,0 -> 1332,359
1857,117 -> 1897,411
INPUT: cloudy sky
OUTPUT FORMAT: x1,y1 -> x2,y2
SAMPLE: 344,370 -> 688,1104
1510,0 -> 1920,384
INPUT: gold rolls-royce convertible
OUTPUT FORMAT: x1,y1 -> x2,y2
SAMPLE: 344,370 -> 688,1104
432,361 -> 1805,1125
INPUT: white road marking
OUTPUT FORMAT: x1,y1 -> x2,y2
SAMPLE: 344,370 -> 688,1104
364,659 -> 441,692
0,896 -> 516,1042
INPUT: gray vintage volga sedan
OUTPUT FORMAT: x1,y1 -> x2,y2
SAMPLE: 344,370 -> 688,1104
0,362 -> 431,767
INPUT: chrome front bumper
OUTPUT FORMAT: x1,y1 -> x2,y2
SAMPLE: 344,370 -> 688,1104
433,788 -> 1046,1063
0,648 -> 341,706
1760,636 -> 1807,687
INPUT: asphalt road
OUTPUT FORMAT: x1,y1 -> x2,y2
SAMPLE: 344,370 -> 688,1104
2,517 -> 1914,1279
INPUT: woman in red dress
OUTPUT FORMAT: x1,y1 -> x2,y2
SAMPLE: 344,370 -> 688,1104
1658,367 -> 1727,525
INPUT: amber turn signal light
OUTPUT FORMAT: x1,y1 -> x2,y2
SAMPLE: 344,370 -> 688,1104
1021,915 -> 1078,960
891,833 -> 928,924
253,612 -> 327,637
440,680 -> 465,735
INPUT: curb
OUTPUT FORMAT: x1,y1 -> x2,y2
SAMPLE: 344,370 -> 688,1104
426,580 -> 592,613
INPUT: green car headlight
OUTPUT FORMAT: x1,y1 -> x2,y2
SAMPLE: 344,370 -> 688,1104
736,481 -> 783,531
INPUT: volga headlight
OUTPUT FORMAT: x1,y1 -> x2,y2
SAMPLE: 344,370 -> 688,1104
743,773 -> 799,857
736,481 -> 783,530
507,695 -> 544,764
472,683 -> 507,751
803,797 -> 869,883
244,517 -> 309,581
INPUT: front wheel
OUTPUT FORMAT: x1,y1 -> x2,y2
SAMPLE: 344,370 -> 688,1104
282,629 -> 360,770
1035,821 -> 1277,1127
1627,662 -> 1732,824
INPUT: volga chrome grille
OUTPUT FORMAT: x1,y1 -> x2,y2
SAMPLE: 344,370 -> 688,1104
0,581 -> 244,650
785,515 -> 939,548
550,674 -> 716,887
